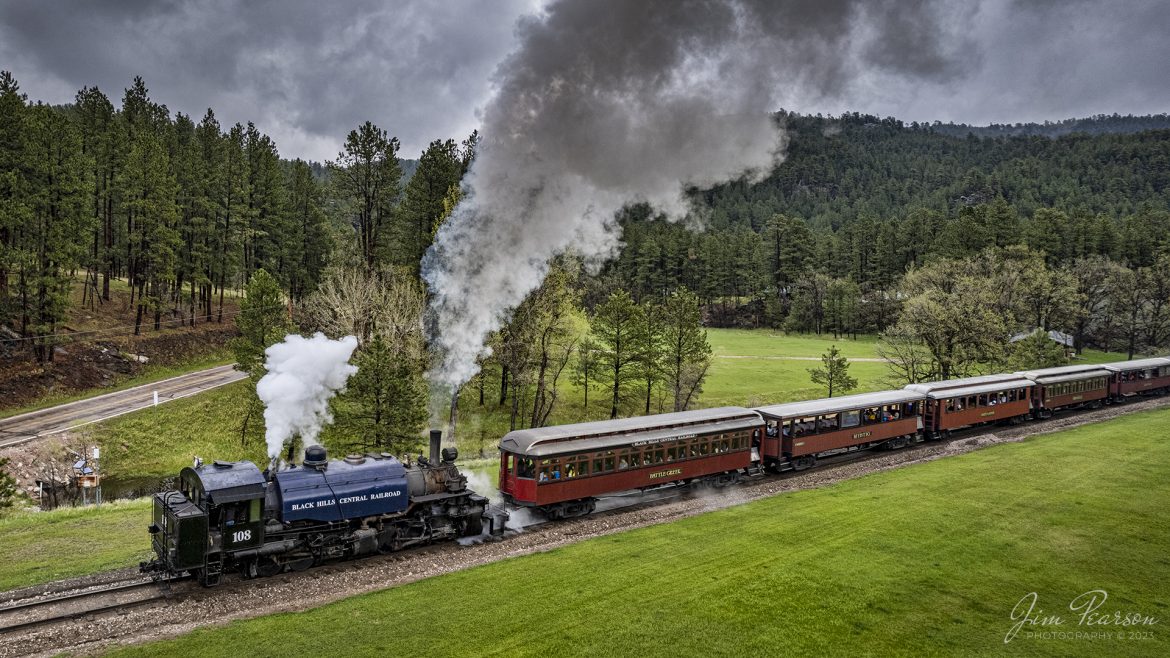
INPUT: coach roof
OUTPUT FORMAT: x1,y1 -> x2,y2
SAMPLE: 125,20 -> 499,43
1017,364 -> 1113,385
1099,357 -> 1170,372
755,390 -> 924,419
499,406 -> 761,455
906,373 -> 1033,399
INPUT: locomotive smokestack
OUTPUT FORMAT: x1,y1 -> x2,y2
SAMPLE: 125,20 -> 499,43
429,429 -> 442,465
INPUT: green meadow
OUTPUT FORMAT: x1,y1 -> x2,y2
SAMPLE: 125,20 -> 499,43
110,406 -> 1170,657
80,328 -> 1130,482
0,498 -> 152,591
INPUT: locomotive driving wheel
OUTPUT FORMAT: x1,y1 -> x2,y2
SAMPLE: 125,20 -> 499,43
255,557 -> 282,578
462,514 -> 484,537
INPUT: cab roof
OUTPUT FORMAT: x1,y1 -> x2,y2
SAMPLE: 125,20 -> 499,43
181,460 -> 266,505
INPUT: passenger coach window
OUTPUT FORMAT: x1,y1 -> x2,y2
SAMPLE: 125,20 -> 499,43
842,410 -> 860,428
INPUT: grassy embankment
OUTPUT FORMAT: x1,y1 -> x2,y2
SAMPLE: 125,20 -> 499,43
0,348 -> 235,421
84,329 -> 1129,483
0,499 -> 152,591
0,275 -> 238,419
111,406 -> 1170,657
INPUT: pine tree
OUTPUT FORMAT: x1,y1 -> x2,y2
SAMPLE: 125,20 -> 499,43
332,335 -> 427,455
21,103 -> 91,361
634,299 -> 666,414
285,159 -> 330,300
395,138 -> 460,270
592,290 -> 645,419
328,121 -> 402,270
230,269 -> 292,378
0,71 -> 30,329
661,287 -> 712,411
808,345 -> 857,398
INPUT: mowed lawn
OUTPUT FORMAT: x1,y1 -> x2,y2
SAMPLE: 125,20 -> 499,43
111,408 -> 1170,658
0,499 -> 152,591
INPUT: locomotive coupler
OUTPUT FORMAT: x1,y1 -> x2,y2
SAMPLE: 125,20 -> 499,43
483,504 -> 510,540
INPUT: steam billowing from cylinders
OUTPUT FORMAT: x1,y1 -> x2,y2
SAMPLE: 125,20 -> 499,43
422,0 -> 966,390
257,333 -> 359,459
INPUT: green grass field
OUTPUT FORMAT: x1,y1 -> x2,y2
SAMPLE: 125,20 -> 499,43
0,498 -> 152,591
76,329 -> 1133,482
88,379 -> 268,481
109,407 -> 1170,657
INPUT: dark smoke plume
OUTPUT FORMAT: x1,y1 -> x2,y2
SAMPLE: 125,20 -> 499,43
423,0 -> 967,389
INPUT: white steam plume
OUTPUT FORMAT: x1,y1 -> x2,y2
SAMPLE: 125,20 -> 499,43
423,0 -> 968,389
256,333 -> 359,458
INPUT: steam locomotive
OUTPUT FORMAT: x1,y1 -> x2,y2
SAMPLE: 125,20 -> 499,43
142,431 -> 503,586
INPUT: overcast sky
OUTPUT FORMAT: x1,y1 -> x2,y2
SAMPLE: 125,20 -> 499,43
2,0 -> 1167,163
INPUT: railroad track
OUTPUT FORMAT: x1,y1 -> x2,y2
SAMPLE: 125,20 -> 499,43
2,397 -> 1159,644
0,579 -> 179,636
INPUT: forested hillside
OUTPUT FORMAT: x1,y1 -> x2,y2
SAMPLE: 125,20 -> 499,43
3,70 -> 1170,443
932,113 -> 1170,139
608,112 -> 1170,342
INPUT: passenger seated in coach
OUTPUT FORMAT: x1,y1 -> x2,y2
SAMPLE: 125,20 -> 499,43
782,424 -> 791,438
539,471 -> 549,482
618,458 -> 628,469
552,468 -> 561,480
865,409 -> 877,423
565,464 -> 575,478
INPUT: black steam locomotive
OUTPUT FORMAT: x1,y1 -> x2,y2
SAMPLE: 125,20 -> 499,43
142,431 -> 503,586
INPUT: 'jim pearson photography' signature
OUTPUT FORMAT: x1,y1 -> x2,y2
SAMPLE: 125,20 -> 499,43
1006,590 -> 1160,644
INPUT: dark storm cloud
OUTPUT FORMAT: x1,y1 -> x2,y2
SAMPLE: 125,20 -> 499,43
1,0 -> 1167,162
0,0 -> 530,161
423,0 -> 976,387
849,0 -> 1170,124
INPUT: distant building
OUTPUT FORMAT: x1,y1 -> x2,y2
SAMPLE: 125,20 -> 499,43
1010,328 -> 1075,357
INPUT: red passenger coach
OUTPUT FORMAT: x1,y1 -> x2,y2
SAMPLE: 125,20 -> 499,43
497,407 -> 763,519
905,374 -> 1033,438
1102,357 -> 1170,400
1018,365 -> 1112,416
754,391 -> 924,471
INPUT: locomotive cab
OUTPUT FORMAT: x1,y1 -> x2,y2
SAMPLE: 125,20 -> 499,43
149,491 -> 207,574
143,460 -> 267,584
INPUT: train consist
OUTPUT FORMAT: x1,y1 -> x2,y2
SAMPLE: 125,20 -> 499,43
142,431 -> 503,586
144,357 -> 1168,584
497,358 -> 1170,518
